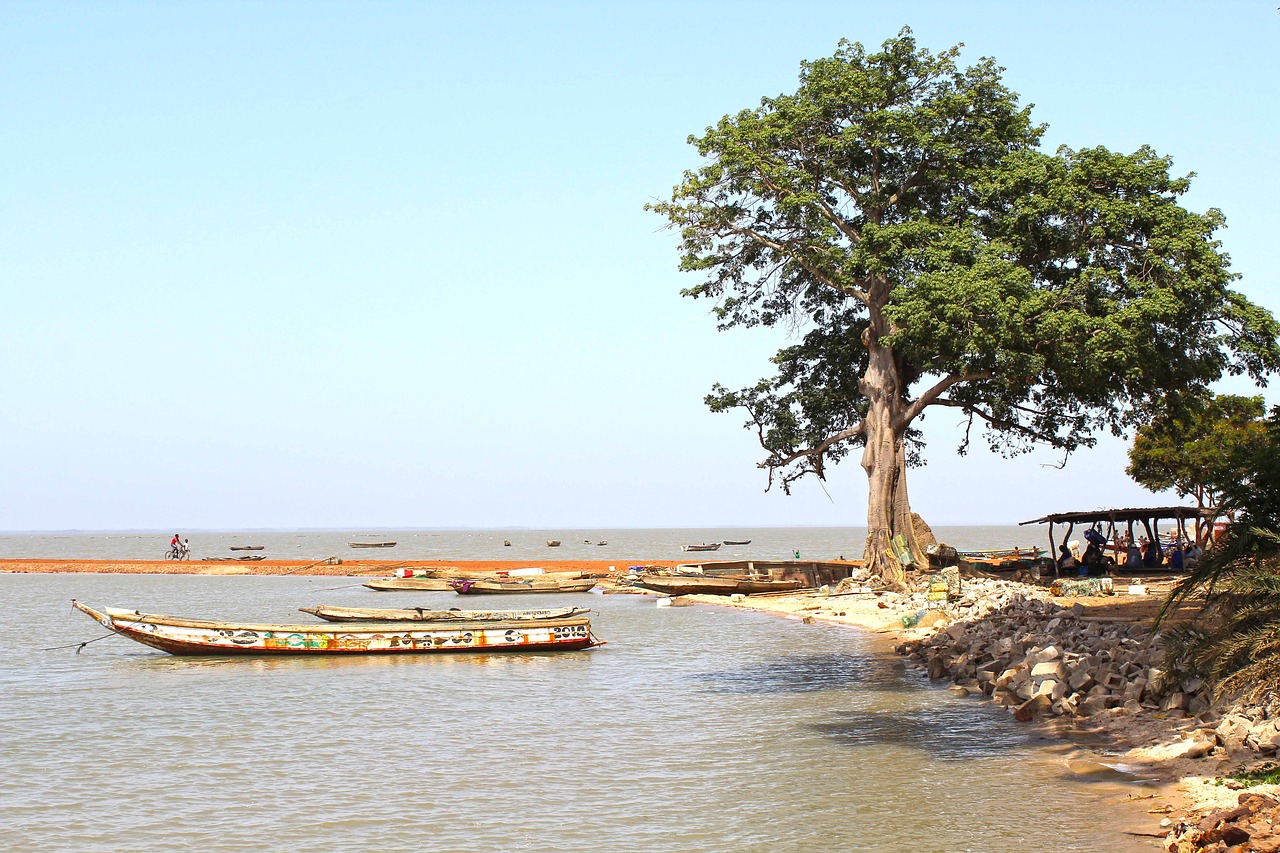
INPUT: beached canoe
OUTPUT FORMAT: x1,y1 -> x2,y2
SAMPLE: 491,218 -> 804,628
629,575 -> 801,596
681,543 -> 721,552
363,577 -> 459,592
299,605 -> 591,622
450,578 -> 598,595
72,601 -> 602,655
349,541 -> 397,548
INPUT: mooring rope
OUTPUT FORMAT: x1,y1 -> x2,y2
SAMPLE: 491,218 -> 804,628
43,633 -> 115,653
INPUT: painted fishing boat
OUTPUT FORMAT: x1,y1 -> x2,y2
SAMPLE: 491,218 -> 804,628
349,541 -> 397,548
364,577 -> 460,592
300,605 -> 592,622
450,578 -> 598,595
229,545 -> 265,551
72,601 -> 602,656
681,543 -> 721,552
722,539 -> 751,545
629,575 -> 802,596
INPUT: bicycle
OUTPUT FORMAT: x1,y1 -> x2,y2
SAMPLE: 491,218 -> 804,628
165,546 -> 189,561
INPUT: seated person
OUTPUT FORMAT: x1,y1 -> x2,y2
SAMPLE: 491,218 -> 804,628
1082,542 -> 1105,576
1057,544 -> 1079,573
1124,541 -> 1143,568
1169,542 -> 1185,570
1185,541 -> 1204,567
1142,538 -> 1162,568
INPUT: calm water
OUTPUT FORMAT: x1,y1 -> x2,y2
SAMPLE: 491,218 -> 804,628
0,525 -> 1049,562
2,572 -> 1154,852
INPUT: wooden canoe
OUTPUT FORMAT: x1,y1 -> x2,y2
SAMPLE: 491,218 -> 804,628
630,575 -> 801,596
229,545 -> 265,551
299,605 -> 591,622
681,543 -> 721,552
450,578 -> 598,595
349,541 -> 397,548
72,601 -> 602,655
363,577 -> 460,592
722,539 -> 751,545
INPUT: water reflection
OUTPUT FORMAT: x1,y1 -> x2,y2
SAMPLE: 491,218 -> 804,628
692,651 -> 917,695
808,704 -> 1046,760
98,647 -> 601,674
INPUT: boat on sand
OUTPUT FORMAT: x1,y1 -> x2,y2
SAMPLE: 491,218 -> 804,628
450,578 -> 597,595
299,605 -> 590,622
628,575 -> 801,596
72,601 -> 603,655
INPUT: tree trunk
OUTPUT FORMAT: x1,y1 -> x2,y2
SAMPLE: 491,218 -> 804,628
860,337 -> 918,589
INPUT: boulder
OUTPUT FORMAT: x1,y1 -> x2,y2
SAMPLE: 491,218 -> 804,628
1013,694 -> 1050,721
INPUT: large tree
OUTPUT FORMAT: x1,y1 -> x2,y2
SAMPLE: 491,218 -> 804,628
1127,392 -> 1268,543
650,30 -> 1280,585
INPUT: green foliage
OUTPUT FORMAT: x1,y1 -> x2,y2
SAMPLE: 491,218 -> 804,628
1158,409 -> 1280,701
649,28 -> 1280,491
1126,393 -> 1267,512
1222,763 -> 1280,787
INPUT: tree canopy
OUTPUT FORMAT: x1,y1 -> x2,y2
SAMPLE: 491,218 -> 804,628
650,29 -> 1280,580
1158,407 -> 1280,701
1127,392 -> 1268,539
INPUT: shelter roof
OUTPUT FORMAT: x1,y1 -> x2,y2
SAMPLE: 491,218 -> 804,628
1018,506 -> 1210,526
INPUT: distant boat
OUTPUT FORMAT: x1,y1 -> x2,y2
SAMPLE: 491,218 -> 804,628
299,605 -> 591,622
229,545 -> 265,551
596,540 -> 607,546
73,601 -> 602,655
546,540 -> 561,547
349,542 -> 397,548
503,540 -> 512,547
681,543 -> 722,552
450,578 -> 598,595
723,540 -> 751,546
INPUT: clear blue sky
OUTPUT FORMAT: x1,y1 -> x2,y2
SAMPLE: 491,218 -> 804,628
3,1 -> 1277,531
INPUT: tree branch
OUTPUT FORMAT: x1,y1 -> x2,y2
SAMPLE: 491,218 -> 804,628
931,397 -> 1077,448
723,223 -> 870,302
768,421 -> 868,470
895,371 -> 992,429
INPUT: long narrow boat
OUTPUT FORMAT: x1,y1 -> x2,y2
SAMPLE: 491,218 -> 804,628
299,605 -> 591,622
450,578 -> 598,595
72,601 -> 602,655
229,545 -> 265,551
722,539 -> 751,546
681,543 -> 721,552
363,577 -> 460,592
629,575 -> 802,596
349,541 -> 397,548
